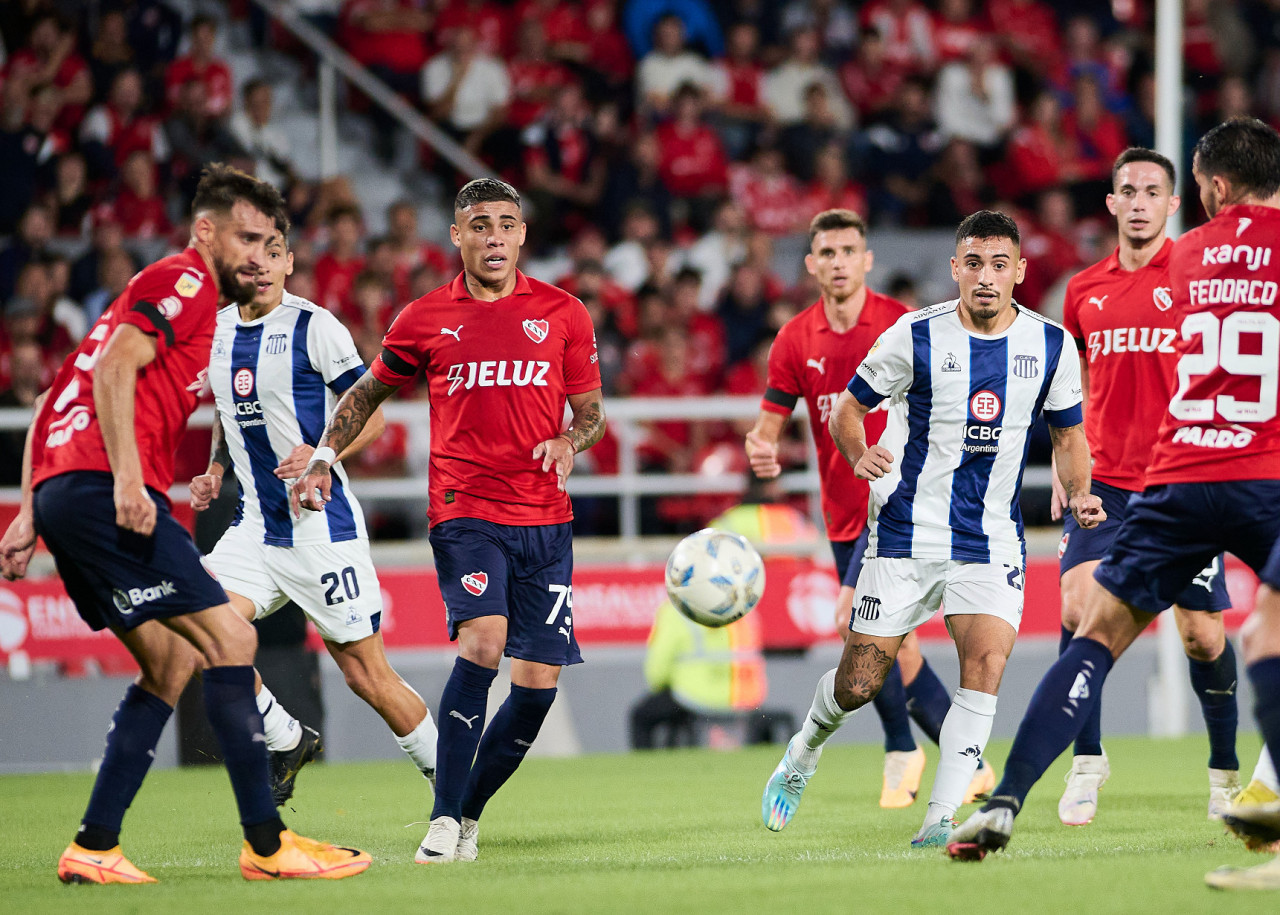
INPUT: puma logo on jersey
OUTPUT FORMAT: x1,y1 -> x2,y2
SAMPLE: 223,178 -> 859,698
806,357 -> 826,374
449,710 -> 480,729
446,360 -> 551,395
440,325 -> 463,341
1088,295 -> 1108,310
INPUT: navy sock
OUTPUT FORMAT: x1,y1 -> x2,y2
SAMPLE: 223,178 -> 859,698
987,637 -> 1114,810
1060,625 -> 1104,756
903,658 -> 951,746
1247,657 -> 1280,778
432,657 -> 498,820
1188,638 -> 1239,771
461,685 -> 557,821
78,685 -> 173,850
872,661 -> 916,753
202,665 -> 281,850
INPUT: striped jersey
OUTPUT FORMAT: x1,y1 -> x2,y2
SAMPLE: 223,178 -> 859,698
848,302 -> 1083,564
210,291 -> 368,546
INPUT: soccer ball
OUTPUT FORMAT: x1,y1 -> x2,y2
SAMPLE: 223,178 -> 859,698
665,528 -> 765,628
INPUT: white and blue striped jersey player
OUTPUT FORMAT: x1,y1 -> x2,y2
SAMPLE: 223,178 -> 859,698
844,300 -> 1083,637
206,291 -> 385,643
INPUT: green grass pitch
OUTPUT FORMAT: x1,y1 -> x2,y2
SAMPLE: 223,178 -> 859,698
2,735 -> 1276,912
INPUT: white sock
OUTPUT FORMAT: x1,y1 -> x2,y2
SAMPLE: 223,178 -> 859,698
395,711 -> 438,775
925,688 -> 998,824
256,683 -> 301,752
1253,745 -> 1278,792
793,669 -> 856,772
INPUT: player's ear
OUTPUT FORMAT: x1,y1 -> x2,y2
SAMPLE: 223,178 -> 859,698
949,255 -> 959,282
1105,192 -> 1117,216
804,252 -> 816,277
518,219 -> 527,246
1168,194 -> 1181,217
285,250 -> 295,276
192,211 -> 217,247
1015,256 -> 1027,285
450,222 -> 461,249
863,248 -> 874,274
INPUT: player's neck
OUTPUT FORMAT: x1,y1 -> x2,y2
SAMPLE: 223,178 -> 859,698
957,300 -> 1016,336
192,242 -> 219,295
238,297 -> 281,322
1118,232 -> 1165,272
464,270 -> 518,302
822,284 -> 866,332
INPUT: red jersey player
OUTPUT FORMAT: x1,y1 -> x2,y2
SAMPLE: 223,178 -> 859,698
294,178 -> 604,866
1052,148 -> 1239,827
950,121 -> 1280,887
0,165 -> 370,883
745,208 -> 991,809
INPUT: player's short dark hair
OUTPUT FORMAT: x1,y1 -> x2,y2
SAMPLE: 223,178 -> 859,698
1194,118 -> 1280,200
808,208 -> 866,246
326,203 -> 362,225
454,178 -> 521,213
955,210 -> 1020,246
1111,147 -> 1176,191
190,162 -> 287,229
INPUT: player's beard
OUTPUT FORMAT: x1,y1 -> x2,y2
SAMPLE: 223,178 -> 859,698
218,261 -> 258,305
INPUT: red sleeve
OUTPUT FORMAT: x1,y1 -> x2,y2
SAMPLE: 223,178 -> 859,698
117,262 -> 216,354
762,324 -> 800,415
563,297 -> 602,395
371,301 -> 427,386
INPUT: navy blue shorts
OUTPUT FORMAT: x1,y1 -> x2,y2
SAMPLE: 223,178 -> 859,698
33,471 -> 229,632
428,518 -> 582,667
1062,479 -> 1230,612
830,529 -> 871,589
1094,480 -> 1280,616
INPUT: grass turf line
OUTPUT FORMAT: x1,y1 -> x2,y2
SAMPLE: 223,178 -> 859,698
1,735 -> 1275,913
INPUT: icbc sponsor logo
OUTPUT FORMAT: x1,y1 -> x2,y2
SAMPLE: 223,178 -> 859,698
461,572 -> 488,596
969,390 -> 1001,421
234,368 -> 255,396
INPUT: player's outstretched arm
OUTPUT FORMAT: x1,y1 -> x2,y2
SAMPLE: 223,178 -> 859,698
293,372 -> 397,513
191,408 -> 231,511
0,391 -> 46,580
533,387 -> 605,493
94,324 -> 159,536
745,411 -> 786,480
830,390 -> 894,480
1050,422 -> 1106,530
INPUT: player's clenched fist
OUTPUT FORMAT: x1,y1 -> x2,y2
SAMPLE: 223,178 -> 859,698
854,444 -> 894,480
114,478 -> 156,536
1069,493 -> 1106,530
189,472 -> 222,511
745,431 -> 781,479
292,460 -> 332,515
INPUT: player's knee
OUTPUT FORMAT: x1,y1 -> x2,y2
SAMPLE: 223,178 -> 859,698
832,671 -> 878,711
202,616 -> 258,668
960,648 -> 1007,692
1179,615 -> 1224,662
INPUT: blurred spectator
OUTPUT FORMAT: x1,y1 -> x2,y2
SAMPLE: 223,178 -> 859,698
596,125 -> 674,241
781,0 -> 858,61
671,266 -> 726,385
314,204 -> 366,319
859,0 -> 935,75
711,21 -> 767,160
0,203 -> 53,301
4,12 -> 93,129
986,0 -> 1061,79
166,78 -> 250,200
680,197 -> 749,309
80,69 -> 169,179
434,0 -> 514,57
1184,0 -> 1253,82
577,0 -> 634,100
839,28 -> 907,125
108,150 -> 172,241
165,15 -> 233,119
933,35 -> 1015,151
1017,187 -> 1084,311
71,208 -> 133,304
722,335 -> 770,396
44,253 -> 85,342
932,0 -> 983,65
422,25 -> 512,163
45,152 -> 94,237
636,13 -> 720,118
119,0 -> 184,82
779,82 -> 850,181
1057,15 -> 1128,110
1001,90 -> 1083,201
0,339 -> 44,484
515,0 -> 591,64
606,200 -> 664,290
717,262 -> 771,366
655,83 -> 729,206
343,0 -> 432,161
523,81 -> 606,246
560,256 -> 639,337
762,26 -> 852,128
887,272 -> 919,309
1205,74 -> 1256,133
1061,74 -> 1128,191
624,0 -> 724,59
87,9 -> 136,103
7,261 -> 72,360
0,82 -> 58,232
729,144 -> 806,236
350,269 -> 397,360
925,138 -> 993,226
628,324 -> 711,474
864,78 -> 944,224
83,246 -> 137,325
800,141 -> 868,221
230,79 -> 296,190
578,290 -> 625,395
386,200 -> 453,301
506,19 -> 575,130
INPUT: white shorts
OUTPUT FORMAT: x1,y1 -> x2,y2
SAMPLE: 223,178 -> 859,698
849,557 -> 1024,638
206,524 -> 384,644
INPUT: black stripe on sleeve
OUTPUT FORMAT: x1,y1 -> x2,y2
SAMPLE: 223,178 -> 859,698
763,387 -> 799,411
379,346 -> 419,378
132,301 -> 175,348
1074,335 -> 1086,352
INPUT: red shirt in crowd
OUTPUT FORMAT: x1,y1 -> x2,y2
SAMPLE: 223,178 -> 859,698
731,164 -> 806,236
839,57 -> 906,121
656,121 -> 729,199
433,0 -> 513,55
107,191 -> 172,240
165,55 -> 234,118
341,0 -> 430,73
507,58 -> 574,128
314,252 -> 366,321
860,0 -> 935,73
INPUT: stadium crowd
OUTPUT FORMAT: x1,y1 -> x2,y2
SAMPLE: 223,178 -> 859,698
3,0 -> 1280,528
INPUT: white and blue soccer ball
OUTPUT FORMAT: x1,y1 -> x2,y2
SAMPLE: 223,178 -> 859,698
665,528 -> 765,628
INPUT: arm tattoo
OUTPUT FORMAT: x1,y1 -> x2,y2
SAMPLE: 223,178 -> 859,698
319,373 -> 397,457
1049,423 -> 1086,502
209,410 -> 231,471
563,393 -> 605,454
837,641 -> 896,709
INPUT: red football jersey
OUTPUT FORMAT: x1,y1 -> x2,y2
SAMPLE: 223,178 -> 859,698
371,271 -> 601,527
1063,238 -> 1178,491
762,291 -> 908,541
32,248 -> 219,498
1148,204 -> 1280,485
